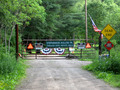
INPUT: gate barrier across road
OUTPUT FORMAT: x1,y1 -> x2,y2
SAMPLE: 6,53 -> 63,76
21,39 -> 98,59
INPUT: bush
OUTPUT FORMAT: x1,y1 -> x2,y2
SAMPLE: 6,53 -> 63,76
0,53 -> 17,74
0,59 -> 27,90
0,46 -> 17,74
108,56 -> 120,74
84,45 -> 120,74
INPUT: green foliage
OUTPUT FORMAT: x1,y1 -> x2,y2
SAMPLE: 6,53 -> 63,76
0,45 -> 27,90
94,71 -> 120,87
20,0 -> 120,41
0,53 -> 16,74
1,0 -> 120,43
22,0 -> 80,39
84,55 -> 120,74
107,74 -> 120,87
0,0 -> 46,25
83,45 -> 120,87
0,46 -> 16,74
83,45 -> 120,74
0,0 -> 46,53
23,0 -> 60,39
0,59 -> 27,90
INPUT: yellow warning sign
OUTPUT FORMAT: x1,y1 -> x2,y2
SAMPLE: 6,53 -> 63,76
101,24 -> 116,40
27,43 -> 34,49
86,43 -> 91,48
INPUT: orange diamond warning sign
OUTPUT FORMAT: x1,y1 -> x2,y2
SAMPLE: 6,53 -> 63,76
86,43 -> 91,48
27,43 -> 34,49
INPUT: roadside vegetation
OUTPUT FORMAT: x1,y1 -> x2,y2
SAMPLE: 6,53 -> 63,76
83,45 -> 120,87
0,46 -> 27,90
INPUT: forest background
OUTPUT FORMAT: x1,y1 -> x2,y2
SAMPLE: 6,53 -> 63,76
0,0 -> 120,89
0,0 -> 120,53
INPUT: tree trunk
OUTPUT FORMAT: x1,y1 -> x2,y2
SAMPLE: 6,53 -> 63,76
8,24 -> 15,52
0,24 -> 4,44
5,28 -> 7,53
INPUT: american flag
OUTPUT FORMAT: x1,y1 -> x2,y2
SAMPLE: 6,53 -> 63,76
89,15 -> 103,39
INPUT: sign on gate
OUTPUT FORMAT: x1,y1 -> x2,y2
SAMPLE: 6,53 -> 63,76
77,43 -> 85,49
69,47 -> 75,52
46,41 -> 74,48
86,43 -> 91,48
27,43 -> 34,49
35,43 -> 43,50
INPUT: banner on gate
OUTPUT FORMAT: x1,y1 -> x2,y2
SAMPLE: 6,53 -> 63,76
54,48 -> 65,55
41,48 -> 52,55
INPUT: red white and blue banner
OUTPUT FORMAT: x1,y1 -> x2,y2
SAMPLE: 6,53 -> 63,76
54,48 -> 65,55
41,48 -> 52,55
89,15 -> 103,39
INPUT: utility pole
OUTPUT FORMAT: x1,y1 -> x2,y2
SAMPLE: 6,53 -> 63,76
85,0 -> 88,43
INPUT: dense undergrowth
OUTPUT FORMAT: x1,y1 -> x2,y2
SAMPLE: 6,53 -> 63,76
0,46 -> 27,90
83,45 -> 120,87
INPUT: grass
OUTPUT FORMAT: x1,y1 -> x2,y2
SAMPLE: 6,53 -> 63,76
0,59 -> 27,90
80,58 -> 94,61
82,45 -> 120,88
83,63 -> 120,88
94,71 -> 120,87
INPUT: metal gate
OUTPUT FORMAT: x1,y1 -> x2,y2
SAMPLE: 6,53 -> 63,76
21,39 -> 98,59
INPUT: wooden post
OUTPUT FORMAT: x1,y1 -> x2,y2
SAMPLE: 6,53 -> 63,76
80,49 -> 82,58
68,47 -> 70,56
109,50 -> 110,57
15,24 -> 19,61
35,52 -> 37,59
85,0 -> 88,43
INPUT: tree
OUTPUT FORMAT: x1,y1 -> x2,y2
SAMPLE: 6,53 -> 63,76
87,1 -> 107,40
22,0 -> 60,39
0,0 -> 46,52
54,0 -> 79,39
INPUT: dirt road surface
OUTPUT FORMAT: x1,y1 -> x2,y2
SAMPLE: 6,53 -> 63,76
16,57 -> 119,90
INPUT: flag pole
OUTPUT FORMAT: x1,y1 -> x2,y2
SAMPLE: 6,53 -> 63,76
85,0 -> 88,43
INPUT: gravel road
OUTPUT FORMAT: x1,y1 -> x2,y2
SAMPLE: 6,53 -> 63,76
16,57 -> 119,90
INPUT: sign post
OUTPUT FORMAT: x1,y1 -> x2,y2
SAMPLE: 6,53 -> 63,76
104,41 -> 114,57
99,32 -> 102,56
101,24 -> 116,57
80,49 -> 82,58
109,50 -> 110,57
77,43 -> 85,58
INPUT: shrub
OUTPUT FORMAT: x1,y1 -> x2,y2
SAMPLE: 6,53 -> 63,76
0,46 -> 17,74
0,53 -> 17,74
84,45 -> 120,74
0,59 -> 27,90
108,56 -> 120,74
